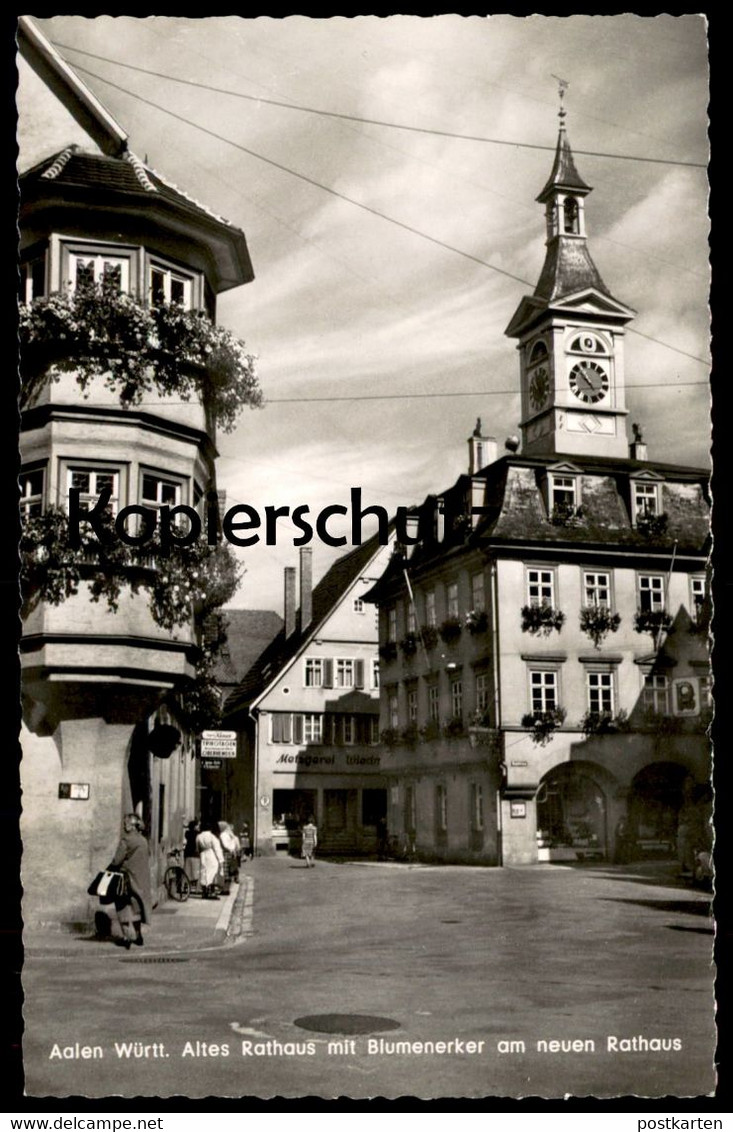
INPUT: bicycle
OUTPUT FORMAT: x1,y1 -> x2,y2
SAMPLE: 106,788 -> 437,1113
163,847 -> 190,902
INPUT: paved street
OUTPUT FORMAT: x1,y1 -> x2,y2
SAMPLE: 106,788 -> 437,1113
23,858 -> 716,1100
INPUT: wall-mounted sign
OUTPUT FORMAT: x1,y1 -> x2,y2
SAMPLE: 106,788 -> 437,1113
200,730 -> 237,759
260,795 -> 271,808
58,783 -> 90,800
202,759 -> 222,770
510,801 -> 527,819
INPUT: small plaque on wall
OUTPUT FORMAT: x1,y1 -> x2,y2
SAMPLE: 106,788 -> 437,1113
58,783 -> 90,800
510,801 -> 527,819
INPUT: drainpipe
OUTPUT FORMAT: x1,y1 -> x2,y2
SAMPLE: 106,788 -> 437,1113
490,558 -> 503,865
249,708 -> 259,856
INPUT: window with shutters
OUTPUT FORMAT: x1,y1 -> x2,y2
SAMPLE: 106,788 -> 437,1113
270,714 -> 293,744
303,714 -> 322,744
304,658 -> 323,687
336,659 -> 355,688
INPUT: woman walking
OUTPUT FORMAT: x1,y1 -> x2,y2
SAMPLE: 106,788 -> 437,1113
183,819 -> 201,891
196,821 -> 224,900
108,813 -> 152,949
301,816 -> 318,868
218,821 -> 241,894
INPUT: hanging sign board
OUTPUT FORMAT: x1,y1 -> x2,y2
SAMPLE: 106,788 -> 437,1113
202,759 -> 222,770
200,730 -> 237,759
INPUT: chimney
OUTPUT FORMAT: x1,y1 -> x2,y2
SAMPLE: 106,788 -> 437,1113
468,418 -> 498,474
284,566 -> 296,638
299,547 -> 313,631
630,422 -> 648,462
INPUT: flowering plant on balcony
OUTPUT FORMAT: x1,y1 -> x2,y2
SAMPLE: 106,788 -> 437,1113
464,609 -> 488,635
19,283 -> 262,433
520,707 -> 566,745
580,605 -> 621,649
550,501 -> 584,527
634,608 -> 673,646
521,602 -> 565,637
580,709 -> 630,736
419,719 -> 441,742
636,512 -> 669,540
439,616 -> 462,644
399,632 -> 419,659
442,716 -> 466,739
421,625 -> 439,651
378,641 -> 398,663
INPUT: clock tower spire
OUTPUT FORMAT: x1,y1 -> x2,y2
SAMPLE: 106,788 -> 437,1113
505,83 -> 636,459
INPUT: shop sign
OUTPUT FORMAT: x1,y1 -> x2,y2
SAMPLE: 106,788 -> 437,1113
510,801 -> 527,819
200,730 -> 237,759
202,759 -> 222,770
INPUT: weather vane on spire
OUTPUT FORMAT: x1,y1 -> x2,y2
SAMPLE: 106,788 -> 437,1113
551,74 -> 569,128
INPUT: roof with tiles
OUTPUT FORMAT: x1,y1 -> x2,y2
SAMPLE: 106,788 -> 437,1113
23,145 -> 238,231
222,532 -> 391,721
213,609 -> 284,689
537,130 -> 592,202
365,452 -> 710,600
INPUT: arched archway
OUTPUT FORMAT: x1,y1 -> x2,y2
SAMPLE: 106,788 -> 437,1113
536,762 -> 615,861
627,762 -> 691,858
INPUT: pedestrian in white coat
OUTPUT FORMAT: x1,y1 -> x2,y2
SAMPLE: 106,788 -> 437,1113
196,822 -> 224,900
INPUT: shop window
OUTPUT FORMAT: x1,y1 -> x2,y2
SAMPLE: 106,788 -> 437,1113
362,788 -> 386,826
324,789 -> 348,831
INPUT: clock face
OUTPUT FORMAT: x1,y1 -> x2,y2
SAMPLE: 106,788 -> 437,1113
529,367 -> 550,410
569,360 -> 609,404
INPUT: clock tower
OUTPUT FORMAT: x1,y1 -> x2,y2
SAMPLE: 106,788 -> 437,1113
505,86 -> 635,459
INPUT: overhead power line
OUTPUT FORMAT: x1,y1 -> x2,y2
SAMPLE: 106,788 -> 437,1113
57,42 -> 707,170
68,63 -> 710,368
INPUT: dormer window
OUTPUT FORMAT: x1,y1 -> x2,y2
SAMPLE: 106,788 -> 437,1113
546,465 -> 582,525
633,482 -> 660,520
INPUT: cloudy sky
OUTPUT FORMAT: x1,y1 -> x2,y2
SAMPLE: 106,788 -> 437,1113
19,15 -> 710,612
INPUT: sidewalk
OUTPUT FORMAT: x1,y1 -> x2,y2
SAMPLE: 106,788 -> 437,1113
24,868 -> 253,958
